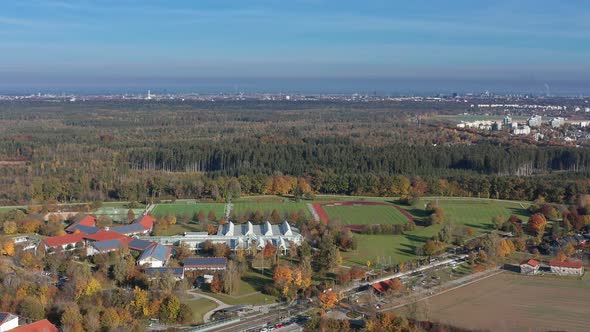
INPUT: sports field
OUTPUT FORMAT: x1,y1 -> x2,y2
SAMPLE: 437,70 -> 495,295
320,202 -> 410,225
340,198 -> 532,266
231,201 -> 310,219
395,272 -> 590,332
417,198 -> 531,231
152,202 -> 226,220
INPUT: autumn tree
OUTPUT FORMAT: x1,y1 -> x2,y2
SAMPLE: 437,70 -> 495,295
131,287 -> 150,318
210,273 -> 223,293
127,209 -> 136,222
422,239 -> 446,256
497,239 -> 516,257
222,260 -> 241,295
61,304 -> 84,332
159,295 -> 181,323
528,213 -> 548,236
319,290 -> 338,309
96,215 -> 112,228
208,209 -> 217,222
197,209 -> 206,223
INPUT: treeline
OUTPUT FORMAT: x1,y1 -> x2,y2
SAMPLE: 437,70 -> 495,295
0,168 -> 589,205
127,141 -> 590,176
0,100 -> 590,206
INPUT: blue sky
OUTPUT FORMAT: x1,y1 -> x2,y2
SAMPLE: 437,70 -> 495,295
0,0 -> 589,89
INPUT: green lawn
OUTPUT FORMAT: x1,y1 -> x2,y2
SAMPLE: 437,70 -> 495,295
322,204 -> 409,225
417,198 -> 531,232
342,198 -> 532,267
231,201 -> 310,219
154,223 -> 206,236
183,297 -> 218,324
195,271 -> 278,306
152,203 -> 226,221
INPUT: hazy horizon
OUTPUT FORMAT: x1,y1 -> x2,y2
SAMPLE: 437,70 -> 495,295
1,0 -> 589,94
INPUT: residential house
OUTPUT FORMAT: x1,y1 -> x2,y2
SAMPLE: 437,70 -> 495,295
138,244 -> 171,268
0,313 -> 18,332
65,215 -> 97,233
43,233 -> 85,252
519,259 -> 540,275
549,260 -> 584,276
183,257 -> 227,271
11,319 -> 58,332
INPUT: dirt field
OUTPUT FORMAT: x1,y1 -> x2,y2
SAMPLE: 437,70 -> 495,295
396,272 -> 590,332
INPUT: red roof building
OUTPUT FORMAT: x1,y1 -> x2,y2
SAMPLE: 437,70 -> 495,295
549,260 -> 583,268
65,214 -> 97,232
83,230 -> 128,242
549,260 -> 584,276
372,278 -> 401,294
136,215 -> 155,230
43,233 -> 84,248
11,319 -> 58,332
520,259 -> 540,267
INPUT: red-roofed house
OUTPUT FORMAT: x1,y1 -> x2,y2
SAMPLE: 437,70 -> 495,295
519,259 -> 540,275
43,233 -> 85,252
0,312 -> 18,331
549,260 -> 584,276
11,319 -> 58,332
82,230 -> 128,243
372,278 -> 402,294
136,215 -> 155,231
65,215 -> 96,233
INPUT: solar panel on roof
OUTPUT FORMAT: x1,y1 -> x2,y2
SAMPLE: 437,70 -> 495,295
183,257 -> 227,266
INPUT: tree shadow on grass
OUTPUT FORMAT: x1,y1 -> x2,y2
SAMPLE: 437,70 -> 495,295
405,233 -> 430,244
507,207 -> 530,218
465,222 -> 494,231
397,243 -> 418,256
242,274 -> 271,293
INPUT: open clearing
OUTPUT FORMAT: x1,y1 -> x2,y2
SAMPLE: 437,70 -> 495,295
184,297 -> 218,324
341,198 -> 531,266
320,202 -> 410,225
419,198 -> 531,232
195,271 -> 278,305
152,202 -> 226,220
231,201 -> 310,219
395,272 -> 590,332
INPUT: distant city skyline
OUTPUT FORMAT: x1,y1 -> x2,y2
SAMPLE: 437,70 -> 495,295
1,0 -> 589,93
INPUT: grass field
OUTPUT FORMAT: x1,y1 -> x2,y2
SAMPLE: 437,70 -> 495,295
395,272 -> 590,332
231,201 -> 310,219
341,198 -> 532,267
196,271 -> 278,306
152,202 -> 226,220
416,198 -> 531,231
183,297 -> 218,324
322,203 -> 409,225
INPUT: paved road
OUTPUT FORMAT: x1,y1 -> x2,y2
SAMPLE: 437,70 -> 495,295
211,314 -> 276,332
340,254 -> 468,293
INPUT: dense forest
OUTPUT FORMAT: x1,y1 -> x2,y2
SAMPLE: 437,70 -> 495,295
0,100 -> 588,205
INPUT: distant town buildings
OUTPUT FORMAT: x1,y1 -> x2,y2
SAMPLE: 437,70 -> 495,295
513,125 -> 531,135
503,115 -> 512,126
527,115 -> 542,128
550,117 -> 565,128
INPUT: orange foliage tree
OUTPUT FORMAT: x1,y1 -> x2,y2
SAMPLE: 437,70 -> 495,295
319,290 -> 338,310
528,213 -> 547,236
